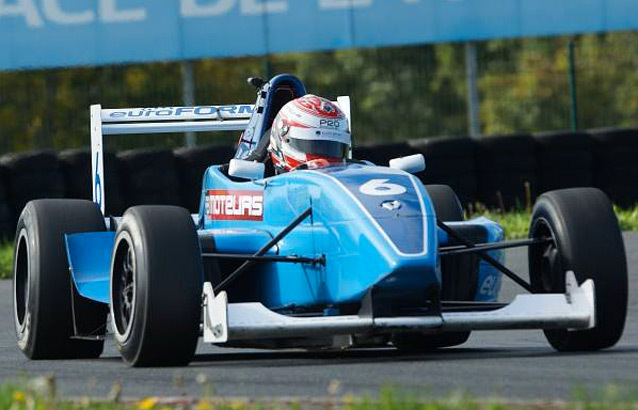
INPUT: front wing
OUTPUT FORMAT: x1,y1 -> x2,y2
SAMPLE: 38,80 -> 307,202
203,271 -> 595,344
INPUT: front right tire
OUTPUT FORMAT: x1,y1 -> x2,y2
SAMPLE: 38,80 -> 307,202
13,199 -> 106,359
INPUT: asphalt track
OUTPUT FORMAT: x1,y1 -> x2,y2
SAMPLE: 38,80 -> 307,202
0,234 -> 636,400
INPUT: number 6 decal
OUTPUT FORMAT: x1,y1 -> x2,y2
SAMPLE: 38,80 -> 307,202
359,179 -> 407,196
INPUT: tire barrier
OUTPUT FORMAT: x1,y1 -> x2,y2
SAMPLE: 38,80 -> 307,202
0,202 -> 12,239
0,166 -> 13,239
589,128 -> 638,208
174,144 -> 236,213
353,142 -> 421,168
533,131 -> 593,193
117,149 -> 182,208
59,149 -> 125,216
409,136 -> 477,206
0,151 -> 66,236
475,134 -> 537,210
0,127 -> 636,240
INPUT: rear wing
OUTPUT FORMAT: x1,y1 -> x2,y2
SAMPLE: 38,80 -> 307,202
90,97 -> 351,215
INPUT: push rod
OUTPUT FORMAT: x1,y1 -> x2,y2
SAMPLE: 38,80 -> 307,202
439,237 -> 552,257
437,219 -> 534,293
216,207 -> 313,292
202,253 -> 325,266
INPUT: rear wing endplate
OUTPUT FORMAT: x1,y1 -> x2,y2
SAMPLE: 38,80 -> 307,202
90,97 -> 352,215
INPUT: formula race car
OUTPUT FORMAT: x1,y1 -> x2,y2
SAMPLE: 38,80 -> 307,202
13,75 -> 628,366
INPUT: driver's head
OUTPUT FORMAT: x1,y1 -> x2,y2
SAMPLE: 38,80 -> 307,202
269,95 -> 351,173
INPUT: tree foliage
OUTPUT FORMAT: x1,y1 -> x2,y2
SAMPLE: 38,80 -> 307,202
0,31 -> 636,154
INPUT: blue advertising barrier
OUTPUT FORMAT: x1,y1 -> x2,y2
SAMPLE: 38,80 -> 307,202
1,0 -> 637,70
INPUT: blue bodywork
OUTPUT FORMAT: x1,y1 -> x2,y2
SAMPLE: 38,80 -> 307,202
66,74 -> 504,317
200,164 -> 441,309
66,162 -> 504,311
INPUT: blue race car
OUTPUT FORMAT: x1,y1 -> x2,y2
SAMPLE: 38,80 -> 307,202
13,75 -> 627,366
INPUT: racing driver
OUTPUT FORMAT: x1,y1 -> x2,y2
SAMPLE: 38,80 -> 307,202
268,95 -> 351,173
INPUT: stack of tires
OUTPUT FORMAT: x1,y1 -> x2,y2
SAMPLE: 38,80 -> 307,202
0,167 -> 13,239
589,128 -> 638,207
353,142 -> 421,169
174,144 -> 236,213
0,151 -> 66,233
409,136 -> 477,206
475,134 -> 537,210
117,149 -> 181,208
533,131 -> 593,193
58,149 -> 125,216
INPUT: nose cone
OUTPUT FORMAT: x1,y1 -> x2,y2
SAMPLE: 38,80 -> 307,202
370,259 -> 442,316
319,166 -> 434,256
309,165 -> 441,306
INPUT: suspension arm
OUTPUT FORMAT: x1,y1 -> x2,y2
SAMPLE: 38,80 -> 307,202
437,219 -> 534,293
215,207 -> 313,292
439,237 -> 552,257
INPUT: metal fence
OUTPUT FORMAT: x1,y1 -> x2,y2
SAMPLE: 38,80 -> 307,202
0,31 -> 636,155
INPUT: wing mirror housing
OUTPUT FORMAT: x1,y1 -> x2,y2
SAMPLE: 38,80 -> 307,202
389,154 -> 426,174
228,159 -> 265,180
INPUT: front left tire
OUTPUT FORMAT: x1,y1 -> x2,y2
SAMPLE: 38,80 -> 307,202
529,188 -> 628,351
110,206 -> 203,367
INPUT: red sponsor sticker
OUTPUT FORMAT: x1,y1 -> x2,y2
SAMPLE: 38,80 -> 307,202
205,190 -> 264,221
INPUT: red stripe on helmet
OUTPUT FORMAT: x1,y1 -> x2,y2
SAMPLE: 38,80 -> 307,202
293,96 -> 343,119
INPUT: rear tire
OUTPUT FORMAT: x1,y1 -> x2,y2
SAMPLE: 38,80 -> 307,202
392,185 -> 471,351
13,199 -> 106,359
110,206 -> 203,366
529,188 -> 628,351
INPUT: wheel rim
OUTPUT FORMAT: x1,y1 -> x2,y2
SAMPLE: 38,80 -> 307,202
111,235 -> 136,341
14,230 -> 30,332
530,218 -> 562,293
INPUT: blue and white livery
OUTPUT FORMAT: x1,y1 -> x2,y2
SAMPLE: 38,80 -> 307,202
14,75 -> 609,367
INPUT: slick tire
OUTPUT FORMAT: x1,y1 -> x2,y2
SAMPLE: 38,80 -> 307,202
426,185 -> 464,221
13,199 -> 106,359
110,206 -> 203,367
392,185 -> 471,351
529,188 -> 628,351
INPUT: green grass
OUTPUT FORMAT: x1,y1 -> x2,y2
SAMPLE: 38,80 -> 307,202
468,204 -> 638,240
0,242 -> 12,280
468,206 -> 532,240
0,381 -> 636,410
0,204 -> 637,280
614,205 -> 638,232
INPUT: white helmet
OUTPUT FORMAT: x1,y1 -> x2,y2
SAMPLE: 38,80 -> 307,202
269,95 -> 351,172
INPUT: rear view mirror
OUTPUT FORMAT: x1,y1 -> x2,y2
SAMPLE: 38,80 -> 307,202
229,159 -> 265,180
389,154 -> 426,174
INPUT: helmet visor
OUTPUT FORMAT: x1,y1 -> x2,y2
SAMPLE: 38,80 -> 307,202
288,138 -> 349,159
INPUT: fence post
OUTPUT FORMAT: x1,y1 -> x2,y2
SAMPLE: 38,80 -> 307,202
465,42 -> 481,137
181,61 -> 197,147
567,40 -> 579,131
